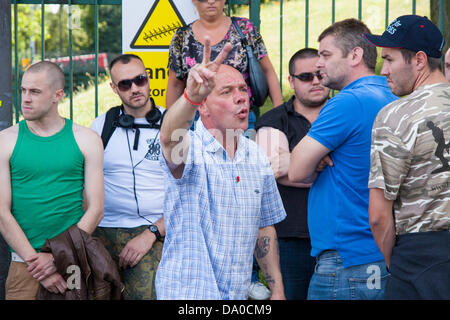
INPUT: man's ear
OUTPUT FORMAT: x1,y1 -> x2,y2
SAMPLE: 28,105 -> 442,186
414,51 -> 428,72
288,75 -> 295,90
110,81 -> 119,95
349,47 -> 364,67
55,88 -> 65,102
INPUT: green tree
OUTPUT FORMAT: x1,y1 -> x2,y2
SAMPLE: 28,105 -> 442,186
83,4 -> 122,54
11,5 -> 42,62
430,0 -> 449,56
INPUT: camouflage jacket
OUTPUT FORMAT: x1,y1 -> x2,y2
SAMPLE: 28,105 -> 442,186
369,83 -> 450,235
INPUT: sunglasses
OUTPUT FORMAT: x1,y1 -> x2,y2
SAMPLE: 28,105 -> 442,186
115,74 -> 148,91
291,71 -> 323,82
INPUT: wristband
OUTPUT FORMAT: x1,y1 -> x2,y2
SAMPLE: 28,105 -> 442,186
184,88 -> 205,106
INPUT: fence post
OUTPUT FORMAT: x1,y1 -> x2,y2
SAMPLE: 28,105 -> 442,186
249,0 -> 261,30
0,0 -> 12,131
0,1 -> 12,300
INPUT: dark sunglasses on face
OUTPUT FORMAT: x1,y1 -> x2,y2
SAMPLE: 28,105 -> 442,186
291,71 -> 323,82
115,74 -> 148,91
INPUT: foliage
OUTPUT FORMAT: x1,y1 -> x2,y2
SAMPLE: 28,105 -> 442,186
12,4 -> 122,61
83,4 -> 122,54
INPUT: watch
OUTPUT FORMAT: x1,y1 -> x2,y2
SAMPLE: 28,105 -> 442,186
149,224 -> 163,241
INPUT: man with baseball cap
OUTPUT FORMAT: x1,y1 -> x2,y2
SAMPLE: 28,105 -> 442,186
364,15 -> 450,299
445,47 -> 450,81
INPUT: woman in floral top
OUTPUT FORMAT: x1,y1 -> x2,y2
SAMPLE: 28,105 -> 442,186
166,0 -> 282,111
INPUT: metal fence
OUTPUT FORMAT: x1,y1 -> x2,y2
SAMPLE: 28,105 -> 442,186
3,0 -> 447,127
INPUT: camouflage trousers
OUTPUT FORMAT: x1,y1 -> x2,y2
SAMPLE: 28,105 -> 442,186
93,226 -> 163,300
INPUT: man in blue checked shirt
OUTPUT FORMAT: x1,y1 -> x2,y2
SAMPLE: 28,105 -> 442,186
157,38 -> 287,300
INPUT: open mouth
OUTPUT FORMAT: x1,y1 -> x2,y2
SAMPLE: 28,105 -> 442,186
236,108 -> 249,119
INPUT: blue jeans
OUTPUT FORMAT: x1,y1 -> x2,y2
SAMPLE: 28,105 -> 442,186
251,257 -> 259,283
307,250 -> 388,300
279,238 -> 315,300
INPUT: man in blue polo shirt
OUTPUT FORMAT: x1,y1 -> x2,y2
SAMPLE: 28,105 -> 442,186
289,19 -> 398,300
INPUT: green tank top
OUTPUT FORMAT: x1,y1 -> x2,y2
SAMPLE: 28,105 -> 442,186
10,119 -> 85,251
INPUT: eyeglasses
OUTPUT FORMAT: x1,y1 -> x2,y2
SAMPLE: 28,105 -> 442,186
115,74 -> 148,91
291,71 -> 323,82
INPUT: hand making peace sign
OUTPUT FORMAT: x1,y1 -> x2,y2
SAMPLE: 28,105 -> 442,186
184,37 -> 232,104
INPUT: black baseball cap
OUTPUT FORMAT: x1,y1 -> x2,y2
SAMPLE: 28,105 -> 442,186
363,15 -> 445,58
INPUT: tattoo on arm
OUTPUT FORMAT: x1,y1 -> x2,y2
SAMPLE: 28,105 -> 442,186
255,236 -> 270,259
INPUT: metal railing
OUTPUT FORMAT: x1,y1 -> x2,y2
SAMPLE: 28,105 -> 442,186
3,0 -> 447,128
6,0 -> 259,126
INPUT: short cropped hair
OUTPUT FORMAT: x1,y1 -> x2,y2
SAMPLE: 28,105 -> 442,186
109,54 -> 144,71
288,48 -> 319,75
318,18 -> 377,71
26,60 -> 65,90
399,48 -> 442,71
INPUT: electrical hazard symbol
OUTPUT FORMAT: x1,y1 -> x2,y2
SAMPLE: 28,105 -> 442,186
130,0 -> 186,49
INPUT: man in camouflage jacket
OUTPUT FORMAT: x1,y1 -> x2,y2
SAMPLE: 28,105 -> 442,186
364,15 -> 450,300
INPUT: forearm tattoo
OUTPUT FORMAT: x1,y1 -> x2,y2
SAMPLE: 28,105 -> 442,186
255,236 -> 270,259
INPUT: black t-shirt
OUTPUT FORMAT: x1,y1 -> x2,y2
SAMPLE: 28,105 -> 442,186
255,97 -> 312,238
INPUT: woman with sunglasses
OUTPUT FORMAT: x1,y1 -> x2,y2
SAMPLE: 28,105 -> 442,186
166,0 -> 282,118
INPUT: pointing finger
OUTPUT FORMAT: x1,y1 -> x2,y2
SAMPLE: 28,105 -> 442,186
202,37 -> 211,65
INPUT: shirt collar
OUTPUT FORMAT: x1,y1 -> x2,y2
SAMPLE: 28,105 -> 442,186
341,75 -> 388,92
196,119 -> 249,162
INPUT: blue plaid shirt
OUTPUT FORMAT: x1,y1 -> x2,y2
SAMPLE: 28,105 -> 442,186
156,121 -> 286,300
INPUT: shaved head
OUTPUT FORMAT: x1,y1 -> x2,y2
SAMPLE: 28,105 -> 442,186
25,61 -> 65,91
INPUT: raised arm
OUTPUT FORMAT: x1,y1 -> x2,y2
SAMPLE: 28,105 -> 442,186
160,37 -> 232,177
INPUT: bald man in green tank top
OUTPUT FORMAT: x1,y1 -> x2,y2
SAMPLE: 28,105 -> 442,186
0,61 -> 105,300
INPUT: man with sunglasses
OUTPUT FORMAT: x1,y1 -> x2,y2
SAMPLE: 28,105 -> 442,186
255,48 -> 329,300
91,54 -> 166,300
289,19 -> 398,300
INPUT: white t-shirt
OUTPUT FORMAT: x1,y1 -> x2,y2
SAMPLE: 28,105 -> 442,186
91,106 -> 165,228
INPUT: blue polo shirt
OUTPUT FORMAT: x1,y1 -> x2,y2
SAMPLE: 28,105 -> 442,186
307,76 -> 398,268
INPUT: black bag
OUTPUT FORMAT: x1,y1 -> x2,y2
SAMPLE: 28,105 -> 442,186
232,17 -> 269,107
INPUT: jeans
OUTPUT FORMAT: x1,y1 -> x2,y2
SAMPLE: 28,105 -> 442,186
307,250 -> 388,300
279,238 -> 315,300
251,257 -> 259,283
386,230 -> 450,300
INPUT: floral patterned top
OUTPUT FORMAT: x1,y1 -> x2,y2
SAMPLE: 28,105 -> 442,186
168,17 -> 267,98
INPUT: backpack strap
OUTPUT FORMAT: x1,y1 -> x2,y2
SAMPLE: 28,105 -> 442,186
100,105 -> 121,150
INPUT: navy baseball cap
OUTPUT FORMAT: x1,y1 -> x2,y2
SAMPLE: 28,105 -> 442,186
363,15 -> 445,58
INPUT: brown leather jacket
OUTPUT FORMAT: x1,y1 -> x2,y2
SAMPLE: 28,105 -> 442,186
37,225 -> 124,300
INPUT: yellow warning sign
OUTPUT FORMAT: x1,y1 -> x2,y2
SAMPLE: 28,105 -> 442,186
125,51 -> 169,107
131,0 -> 186,49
